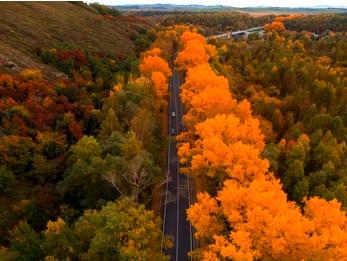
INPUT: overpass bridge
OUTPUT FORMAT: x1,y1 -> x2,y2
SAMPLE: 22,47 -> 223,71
207,26 -> 264,40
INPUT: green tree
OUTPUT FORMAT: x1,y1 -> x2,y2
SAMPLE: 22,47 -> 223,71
57,136 -> 114,209
0,165 -> 16,193
100,131 -> 126,157
130,107 -> 157,148
9,221 -> 43,261
293,178 -> 310,202
98,109 -> 121,141
0,136 -> 36,175
303,103 -> 318,124
41,218 -> 78,260
282,159 -> 305,199
73,198 -> 169,261
104,132 -> 160,203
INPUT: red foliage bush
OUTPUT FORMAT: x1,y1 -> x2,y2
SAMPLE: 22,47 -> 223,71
57,50 -> 87,66
69,121 -> 83,140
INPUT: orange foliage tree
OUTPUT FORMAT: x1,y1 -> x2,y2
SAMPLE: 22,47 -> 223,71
265,21 -> 285,32
175,29 -> 347,261
264,15 -> 302,32
175,31 -> 216,71
140,54 -> 171,79
185,112 -> 267,183
138,42 -> 173,138
188,176 -> 347,261
179,63 -> 229,107
151,71 -> 168,98
140,48 -> 172,100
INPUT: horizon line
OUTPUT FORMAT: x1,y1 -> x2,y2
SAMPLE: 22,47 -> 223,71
112,3 -> 347,8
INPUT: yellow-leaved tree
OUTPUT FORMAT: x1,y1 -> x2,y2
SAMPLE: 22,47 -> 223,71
175,29 -> 347,261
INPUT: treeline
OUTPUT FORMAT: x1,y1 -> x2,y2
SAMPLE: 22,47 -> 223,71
176,29 -> 347,260
0,198 -> 168,260
89,2 -> 121,17
124,10 -> 199,17
0,27 -> 176,259
152,12 -> 274,35
210,25 -> 347,206
284,13 -> 347,33
74,2 -> 121,17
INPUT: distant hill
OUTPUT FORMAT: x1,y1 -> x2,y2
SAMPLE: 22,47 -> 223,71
240,6 -> 347,14
114,4 -> 347,14
115,4 -> 234,12
0,2 -> 150,77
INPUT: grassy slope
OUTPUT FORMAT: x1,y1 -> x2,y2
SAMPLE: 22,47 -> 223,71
0,2 -> 148,77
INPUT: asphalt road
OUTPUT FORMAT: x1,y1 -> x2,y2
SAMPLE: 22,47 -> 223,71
161,63 -> 193,261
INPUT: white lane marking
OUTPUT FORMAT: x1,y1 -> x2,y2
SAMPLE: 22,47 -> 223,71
187,169 -> 193,260
176,70 -> 194,259
161,74 -> 173,253
173,70 -> 180,261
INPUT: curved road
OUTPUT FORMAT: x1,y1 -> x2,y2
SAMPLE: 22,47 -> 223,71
161,62 -> 194,261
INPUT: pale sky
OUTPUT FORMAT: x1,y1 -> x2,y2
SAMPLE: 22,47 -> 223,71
93,0 -> 347,8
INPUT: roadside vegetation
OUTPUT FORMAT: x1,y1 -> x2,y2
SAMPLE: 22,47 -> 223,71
175,26 -> 347,261
0,2 -> 177,260
0,4 -> 346,260
210,18 -> 347,206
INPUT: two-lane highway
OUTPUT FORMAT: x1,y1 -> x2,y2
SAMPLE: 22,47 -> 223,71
161,62 -> 193,261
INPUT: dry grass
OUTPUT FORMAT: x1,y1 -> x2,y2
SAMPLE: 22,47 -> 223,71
0,2 -> 149,77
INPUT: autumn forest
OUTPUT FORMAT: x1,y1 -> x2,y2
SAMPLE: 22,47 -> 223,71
0,2 -> 346,261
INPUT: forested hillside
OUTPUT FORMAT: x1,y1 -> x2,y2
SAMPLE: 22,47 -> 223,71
284,13 -> 347,33
0,2 -> 176,259
0,2 -> 155,78
0,3 -> 346,260
150,12 -> 274,35
209,18 -> 347,207
175,28 -> 347,260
